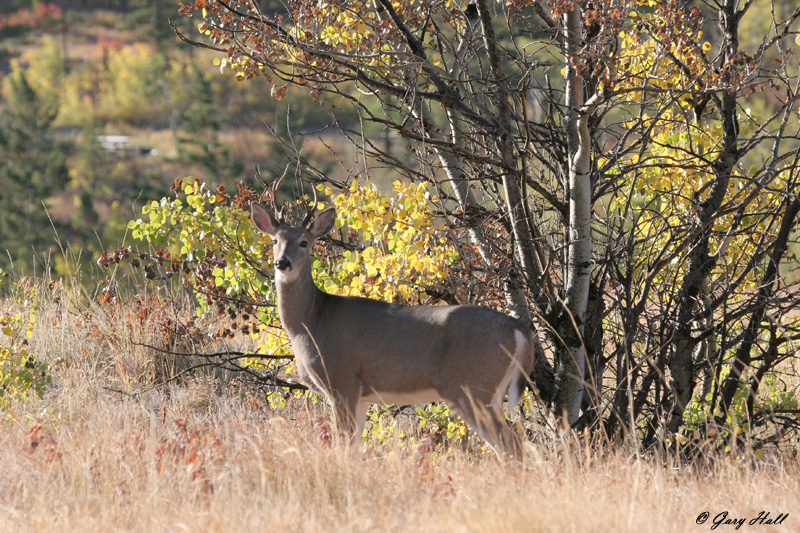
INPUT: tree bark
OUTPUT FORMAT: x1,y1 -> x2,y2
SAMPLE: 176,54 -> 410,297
551,3 -> 596,426
717,187 -> 800,420
475,0 -> 545,300
667,0 -> 741,433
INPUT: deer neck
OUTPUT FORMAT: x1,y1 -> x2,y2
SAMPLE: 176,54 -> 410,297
275,268 -> 324,338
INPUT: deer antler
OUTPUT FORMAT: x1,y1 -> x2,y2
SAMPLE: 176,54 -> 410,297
301,181 -> 319,228
271,165 -> 290,223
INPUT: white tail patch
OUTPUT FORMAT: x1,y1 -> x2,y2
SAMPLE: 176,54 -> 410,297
493,329 -> 529,409
508,330 -> 528,408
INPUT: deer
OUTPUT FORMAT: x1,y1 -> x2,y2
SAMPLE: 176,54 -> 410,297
251,179 -> 537,461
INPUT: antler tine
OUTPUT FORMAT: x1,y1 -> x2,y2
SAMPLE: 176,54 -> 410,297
301,181 -> 319,228
271,164 -> 290,223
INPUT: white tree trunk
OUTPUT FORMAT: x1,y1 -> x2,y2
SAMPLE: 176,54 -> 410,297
556,4 -> 595,425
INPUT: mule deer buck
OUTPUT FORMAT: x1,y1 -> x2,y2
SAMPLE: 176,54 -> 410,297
251,182 -> 537,460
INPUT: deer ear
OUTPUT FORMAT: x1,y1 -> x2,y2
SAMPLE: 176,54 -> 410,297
251,203 -> 280,236
309,207 -> 336,239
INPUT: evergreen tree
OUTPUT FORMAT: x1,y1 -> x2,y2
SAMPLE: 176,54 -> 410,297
176,64 -> 242,184
0,66 -> 69,271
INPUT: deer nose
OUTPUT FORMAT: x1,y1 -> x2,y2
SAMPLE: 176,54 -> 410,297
275,258 -> 291,271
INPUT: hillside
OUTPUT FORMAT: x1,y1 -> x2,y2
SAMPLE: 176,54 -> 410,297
0,1 -> 362,276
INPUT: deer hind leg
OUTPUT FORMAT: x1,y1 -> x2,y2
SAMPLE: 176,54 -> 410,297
445,332 -> 530,461
447,393 -> 524,462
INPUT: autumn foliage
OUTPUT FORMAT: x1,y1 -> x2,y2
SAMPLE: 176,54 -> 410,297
159,0 -> 800,452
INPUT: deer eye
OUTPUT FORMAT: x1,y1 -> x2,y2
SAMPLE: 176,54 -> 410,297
299,240 -> 309,248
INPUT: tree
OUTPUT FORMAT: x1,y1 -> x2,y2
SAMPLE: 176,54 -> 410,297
0,65 -> 70,272
171,0 -> 800,445
175,63 -> 243,183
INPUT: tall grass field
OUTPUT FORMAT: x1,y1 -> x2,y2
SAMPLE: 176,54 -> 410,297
1,275 -> 798,532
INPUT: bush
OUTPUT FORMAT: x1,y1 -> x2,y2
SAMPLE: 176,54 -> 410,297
0,303 -> 50,409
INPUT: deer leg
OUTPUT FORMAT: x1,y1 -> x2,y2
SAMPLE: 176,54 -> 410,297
448,395 -> 523,462
328,392 -> 366,445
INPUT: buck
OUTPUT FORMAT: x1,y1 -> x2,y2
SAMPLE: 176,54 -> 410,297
252,185 -> 537,460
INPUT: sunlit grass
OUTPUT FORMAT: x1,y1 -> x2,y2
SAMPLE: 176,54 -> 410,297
1,276 -> 799,532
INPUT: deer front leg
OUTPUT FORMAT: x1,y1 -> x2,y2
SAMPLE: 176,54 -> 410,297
328,392 -> 367,445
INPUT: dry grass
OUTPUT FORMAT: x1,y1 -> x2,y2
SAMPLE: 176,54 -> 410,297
2,279 -> 799,533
